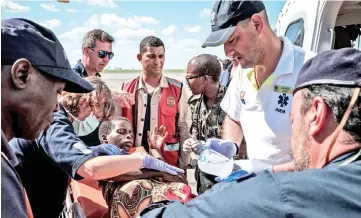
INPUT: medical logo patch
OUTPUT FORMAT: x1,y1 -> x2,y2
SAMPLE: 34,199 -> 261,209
166,96 -> 176,107
275,93 -> 289,114
240,91 -> 246,105
278,93 -> 289,107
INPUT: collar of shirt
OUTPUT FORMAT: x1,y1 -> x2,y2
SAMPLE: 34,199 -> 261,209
73,59 -> 101,78
272,36 -> 296,78
58,104 -> 69,118
202,84 -> 226,107
325,149 -> 361,167
137,73 -> 169,92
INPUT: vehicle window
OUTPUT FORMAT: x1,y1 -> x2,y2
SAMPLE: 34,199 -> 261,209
285,19 -> 304,47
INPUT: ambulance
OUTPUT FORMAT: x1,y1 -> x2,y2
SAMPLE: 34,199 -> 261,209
276,0 -> 361,52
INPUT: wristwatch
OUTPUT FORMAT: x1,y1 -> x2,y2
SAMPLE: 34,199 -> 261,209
233,143 -> 239,159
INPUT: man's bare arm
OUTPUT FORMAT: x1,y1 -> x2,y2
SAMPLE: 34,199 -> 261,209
103,169 -> 164,182
77,154 -> 144,180
222,115 -> 243,145
222,115 -> 248,158
271,161 -> 295,172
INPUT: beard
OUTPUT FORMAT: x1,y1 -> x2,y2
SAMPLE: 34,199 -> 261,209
292,121 -> 311,171
13,114 -> 43,140
240,32 -> 264,69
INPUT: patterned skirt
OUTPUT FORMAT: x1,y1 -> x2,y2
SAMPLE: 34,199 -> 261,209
106,179 -> 193,218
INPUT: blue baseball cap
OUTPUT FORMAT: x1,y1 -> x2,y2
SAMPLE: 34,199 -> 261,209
202,0 -> 265,48
1,18 -> 94,93
294,48 -> 361,94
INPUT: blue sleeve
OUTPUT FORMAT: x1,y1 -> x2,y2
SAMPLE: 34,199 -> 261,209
36,111 -> 97,180
140,171 -> 286,218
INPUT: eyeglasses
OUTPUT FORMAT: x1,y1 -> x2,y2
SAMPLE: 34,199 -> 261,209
185,74 -> 208,84
89,48 -> 114,60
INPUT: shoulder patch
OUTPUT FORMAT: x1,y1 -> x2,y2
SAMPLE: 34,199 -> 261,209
166,77 -> 182,88
73,142 -> 92,155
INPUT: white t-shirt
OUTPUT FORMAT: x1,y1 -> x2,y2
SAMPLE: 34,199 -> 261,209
221,36 -> 315,173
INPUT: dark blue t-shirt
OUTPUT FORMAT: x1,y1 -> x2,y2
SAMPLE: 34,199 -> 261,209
1,131 -> 28,218
9,105 -> 97,218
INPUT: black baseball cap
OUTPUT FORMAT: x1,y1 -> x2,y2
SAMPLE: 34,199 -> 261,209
1,18 -> 94,93
294,48 -> 361,94
202,0 -> 265,48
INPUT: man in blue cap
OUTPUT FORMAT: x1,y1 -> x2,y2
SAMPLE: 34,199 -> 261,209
1,18 -> 94,218
139,48 -> 361,217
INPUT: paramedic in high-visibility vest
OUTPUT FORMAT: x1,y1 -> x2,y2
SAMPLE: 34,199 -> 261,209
121,36 -> 192,169
201,0 -> 315,173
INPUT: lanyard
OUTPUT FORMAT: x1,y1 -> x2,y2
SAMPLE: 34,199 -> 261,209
323,87 -> 360,166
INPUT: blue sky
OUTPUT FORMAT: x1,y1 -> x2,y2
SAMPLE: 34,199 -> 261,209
1,0 -> 285,69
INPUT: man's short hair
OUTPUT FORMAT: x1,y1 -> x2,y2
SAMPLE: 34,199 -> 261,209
139,36 -> 165,54
300,85 -> 361,143
98,116 -> 131,142
82,29 -> 114,50
188,54 -> 222,82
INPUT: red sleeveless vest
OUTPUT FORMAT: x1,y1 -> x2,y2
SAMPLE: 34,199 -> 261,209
121,77 -> 182,166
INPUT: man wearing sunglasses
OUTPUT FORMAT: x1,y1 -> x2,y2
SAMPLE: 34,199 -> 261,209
73,29 -> 135,147
73,29 -> 114,78
139,48 -> 361,218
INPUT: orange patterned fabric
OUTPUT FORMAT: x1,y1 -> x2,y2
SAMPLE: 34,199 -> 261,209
101,179 -> 193,218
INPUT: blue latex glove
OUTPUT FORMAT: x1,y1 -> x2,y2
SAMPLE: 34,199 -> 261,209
215,169 -> 249,182
91,144 -> 128,156
142,154 -> 185,175
202,138 -> 238,160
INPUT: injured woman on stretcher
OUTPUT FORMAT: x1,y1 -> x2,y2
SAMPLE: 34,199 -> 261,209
97,116 -> 196,218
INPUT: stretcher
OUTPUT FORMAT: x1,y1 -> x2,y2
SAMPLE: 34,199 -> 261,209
61,179 -> 108,218
60,147 -> 148,218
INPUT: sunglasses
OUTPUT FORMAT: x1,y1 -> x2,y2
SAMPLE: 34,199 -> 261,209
185,74 -> 208,84
89,48 -> 114,60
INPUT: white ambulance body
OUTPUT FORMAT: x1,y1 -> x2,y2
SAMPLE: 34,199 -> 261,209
276,0 -> 361,52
